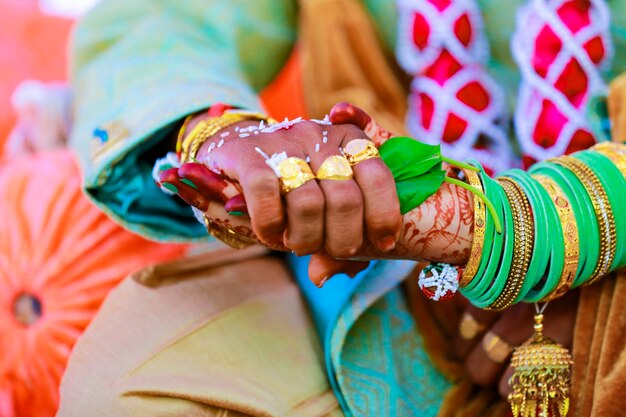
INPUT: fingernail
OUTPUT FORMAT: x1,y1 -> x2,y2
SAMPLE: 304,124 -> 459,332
179,178 -> 198,190
161,182 -> 179,194
376,236 -> 396,253
316,276 -> 330,288
227,211 -> 246,217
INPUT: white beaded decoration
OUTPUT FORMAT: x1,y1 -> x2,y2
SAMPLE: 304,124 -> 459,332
418,263 -> 459,301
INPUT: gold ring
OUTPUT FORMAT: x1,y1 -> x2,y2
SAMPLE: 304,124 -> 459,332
459,312 -> 487,340
343,139 -> 380,166
316,155 -> 353,180
482,331 -> 513,363
276,157 -> 315,193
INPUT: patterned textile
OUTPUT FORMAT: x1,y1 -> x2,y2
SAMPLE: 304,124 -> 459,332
396,0 -> 514,174
331,275 -> 451,416
69,0 -> 298,241
292,256 -> 451,417
512,0 -> 613,166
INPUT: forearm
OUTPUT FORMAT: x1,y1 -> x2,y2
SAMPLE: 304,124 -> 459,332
396,182 -> 473,264
69,0 -> 296,241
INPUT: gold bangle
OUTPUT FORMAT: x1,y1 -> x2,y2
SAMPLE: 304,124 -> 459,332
459,168 -> 486,287
202,215 -> 255,249
488,178 -> 534,310
179,111 -> 270,163
592,142 -> 626,180
482,330 -> 513,363
552,156 -> 616,285
176,115 -> 194,154
533,174 -> 580,301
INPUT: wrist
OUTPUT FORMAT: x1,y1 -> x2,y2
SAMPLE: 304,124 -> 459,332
177,110 -> 270,164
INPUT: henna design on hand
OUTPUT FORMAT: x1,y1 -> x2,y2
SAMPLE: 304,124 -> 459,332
398,182 -> 473,264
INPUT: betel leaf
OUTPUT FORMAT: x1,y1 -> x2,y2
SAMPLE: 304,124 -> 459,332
379,137 -> 443,182
379,137 -> 446,214
379,136 -> 502,231
395,165 -> 446,214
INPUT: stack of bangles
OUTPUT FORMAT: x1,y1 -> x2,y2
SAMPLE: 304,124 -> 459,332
459,142 -> 626,309
173,107 -> 626,309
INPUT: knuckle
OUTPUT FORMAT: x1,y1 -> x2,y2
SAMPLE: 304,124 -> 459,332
329,197 -> 360,215
244,170 -> 278,197
339,124 -> 366,138
292,120 -> 319,134
326,188 -> 362,214
369,174 -> 392,191
292,194 -> 324,218
356,164 -> 394,189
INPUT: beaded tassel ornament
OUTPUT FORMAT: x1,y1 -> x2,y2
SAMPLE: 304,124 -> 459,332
418,263 -> 460,301
509,304 -> 573,417
396,0 -> 515,174
512,0 -> 613,167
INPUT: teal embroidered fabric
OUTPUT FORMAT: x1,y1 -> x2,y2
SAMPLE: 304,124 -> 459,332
330,263 -> 452,416
291,257 -> 452,417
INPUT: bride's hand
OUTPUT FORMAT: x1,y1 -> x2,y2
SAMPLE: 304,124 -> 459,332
160,103 -> 474,285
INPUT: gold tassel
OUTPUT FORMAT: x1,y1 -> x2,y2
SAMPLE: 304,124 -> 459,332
509,306 -> 573,417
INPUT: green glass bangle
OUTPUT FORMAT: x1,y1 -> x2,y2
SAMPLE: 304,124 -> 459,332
461,177 -> 501,297
487,177 -> 535,310
461,171 -> 505,300
531,162 -> 600,287
471,178 -> 516,308
500,170 -> 552,300
577,151 -> 626,270
552,156 -> 616,286
504,170 -> 564,302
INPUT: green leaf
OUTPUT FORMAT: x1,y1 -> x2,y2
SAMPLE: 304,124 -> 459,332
396,166 -> 446,214
380,137 -> 443,182
380,137 -> 447,214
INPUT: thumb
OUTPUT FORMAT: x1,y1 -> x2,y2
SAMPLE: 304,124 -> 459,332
308,252 -> 369,287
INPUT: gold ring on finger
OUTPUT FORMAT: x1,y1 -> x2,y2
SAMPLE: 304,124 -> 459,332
343,138 -> 380,166
482,330 -> 513,364
316,155 -> 353,181
275,157 -> 315,193
459,312 -> 487,340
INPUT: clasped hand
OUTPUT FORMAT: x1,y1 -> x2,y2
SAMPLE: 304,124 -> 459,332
161,103 -> 473,285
